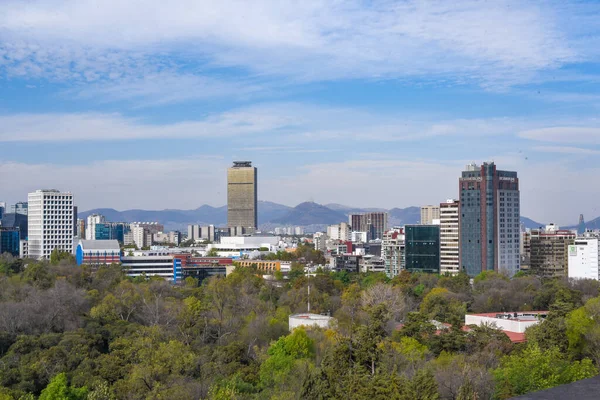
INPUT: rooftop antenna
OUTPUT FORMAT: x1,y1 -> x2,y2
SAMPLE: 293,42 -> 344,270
307,268 -> 310,313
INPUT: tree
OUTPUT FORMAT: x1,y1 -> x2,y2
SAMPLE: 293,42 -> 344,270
493,345 -> 596,399
206,248 -> 219,257
566,296 -> 600,366
259,328 -> 314,388
49,249 -> 75,266
39,373 -> 88,400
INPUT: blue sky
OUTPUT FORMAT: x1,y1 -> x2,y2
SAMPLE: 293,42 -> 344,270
2,0 -> 600,224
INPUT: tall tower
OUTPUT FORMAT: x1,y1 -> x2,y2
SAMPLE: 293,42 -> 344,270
459,162 -> 520,277
27,189 -> 75,259
440,199 -> 460,275
578,214 -> 586,235
227,161 -> 258,232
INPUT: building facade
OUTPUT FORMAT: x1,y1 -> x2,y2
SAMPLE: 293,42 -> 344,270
439,199 -> 460,275
459,162 -> 520,277
75,240 -> 121,266
530,225 -> 575,278
327,222 -> 350,241
227,161 -> 257,231
421,205 -> 441,225
382,228 -> 405,278
349,212 -> 388,241
405,225 -> 440,274
86,214 -> 106,241
10,202 -> 28,215
0,228 -> 20,256
1,212 -> 28,240
568,234 -> 600,280
27,189 -> 75,259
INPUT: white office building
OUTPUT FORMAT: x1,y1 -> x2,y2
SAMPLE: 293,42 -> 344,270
440,199 -> 460,275
86,214 -> 106,240
568,235 -> 600,280
27,189 -> 75,259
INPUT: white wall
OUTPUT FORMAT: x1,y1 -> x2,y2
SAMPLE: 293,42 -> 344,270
568,238 -> 600,280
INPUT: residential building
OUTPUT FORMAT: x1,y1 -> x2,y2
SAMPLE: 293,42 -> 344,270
327,222 -> 350,241
76,219 -> 85,239
360,254 -> 385,273
130,222 -> 164,249
10,202 -> 28,215
568,233 -> 600,280
351,231 -> 368,243
333,254 -> 361,273
439,199 -> 460,275
153,231 -> 182,245
520,231 -> 531,270
227,161 -> 257,232
236,260 -> 282,273
27,189 -> 75,259
313,232 -> 328,252
530,225 -> 576,277
421,205 -> 441,225
0,228 -> 20,256
349,212 -> 388,241
86,214 -> 106,241
75,240 -> 121,266
405,225 -> 440,274
459,162 -> 520,277
382,228 -> 405,278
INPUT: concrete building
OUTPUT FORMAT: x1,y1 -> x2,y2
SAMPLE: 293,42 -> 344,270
154,231 -> 181,245
327,222 -> 350,241
333,254 -> 361,272
85,214 -> 106,241
27,189 -> 75,259
10,202 -> 28,215
75,240 -> 121,266
76,219 -> 85,239
421,205 -> 441,225
236,260 -> 282,273
382,228 -> 405,278
349,212 -> 388,241
227,161 -> 257,232
530,225 -> 576,278
187,224 -> 216,242
440,199 -> 460,275
121,251 -> 175,279
289,314 -> 335,331
465,311 -> 547,343
520,231 -> 532,270
459,162 -> 520,277
130,222 -> 164,249
360,254 -> 385,273
568,234 -> 600,280
313,232 -> 328,252
351,231 -> 368,243
405,225 -> 440,274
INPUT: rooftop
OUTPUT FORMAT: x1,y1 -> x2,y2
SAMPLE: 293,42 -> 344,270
78,240 -> 121,251
232,161 -> 253,167
469,311 -> 548,322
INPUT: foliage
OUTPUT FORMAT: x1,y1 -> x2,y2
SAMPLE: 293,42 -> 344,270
39,373 -> 88,400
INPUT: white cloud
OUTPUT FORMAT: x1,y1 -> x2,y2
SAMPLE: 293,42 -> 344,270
520,126 -> 600,145
533,145 -> 600,155
0,0 -> 590,91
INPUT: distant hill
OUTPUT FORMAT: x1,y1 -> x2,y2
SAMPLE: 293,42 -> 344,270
79,201 -> 565,233
388,207 -> 421,226
270,202 -> 347,226
520,216 -> 546,230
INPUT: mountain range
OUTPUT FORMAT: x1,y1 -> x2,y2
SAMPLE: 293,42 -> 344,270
79,201 -> 570,233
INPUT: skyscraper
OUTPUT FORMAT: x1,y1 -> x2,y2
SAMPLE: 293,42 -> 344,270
227,161 -> 257,232
459,162 -> 520,277
27,189 -> 75,259
439,199 -> 460,275
404,225 -> 440,274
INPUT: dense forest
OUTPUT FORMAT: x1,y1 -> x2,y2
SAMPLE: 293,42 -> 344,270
0,252 -> 599,400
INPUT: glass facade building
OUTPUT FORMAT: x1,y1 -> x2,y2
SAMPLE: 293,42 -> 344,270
0,228 -> 20,256
459,162 -> 520,277
95,222 -> 130,243
404,225 -> 440,274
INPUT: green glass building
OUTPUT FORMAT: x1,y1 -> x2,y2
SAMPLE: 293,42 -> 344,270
405,225 -> 440,274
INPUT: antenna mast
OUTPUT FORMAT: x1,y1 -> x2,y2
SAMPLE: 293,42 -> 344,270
307,268 -> 310,313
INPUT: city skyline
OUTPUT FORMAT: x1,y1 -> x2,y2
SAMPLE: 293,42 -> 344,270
2,1 -> 600,225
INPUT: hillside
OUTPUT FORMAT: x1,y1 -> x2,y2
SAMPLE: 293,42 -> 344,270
270,202 -> 347,226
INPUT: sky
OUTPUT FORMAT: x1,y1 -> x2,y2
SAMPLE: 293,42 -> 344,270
1,0 -> 600,225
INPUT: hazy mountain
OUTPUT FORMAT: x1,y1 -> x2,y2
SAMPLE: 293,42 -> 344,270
325,203 -> 387,214
388,207 -> 421,226
520,217 -> 546,230
79,202 -> 561,233
270,202 -> 348,226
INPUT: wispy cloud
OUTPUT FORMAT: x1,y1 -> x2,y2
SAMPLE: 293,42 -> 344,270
533,145 -> 600,155
0,0 -> 593,93
520,126 -> 600,145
